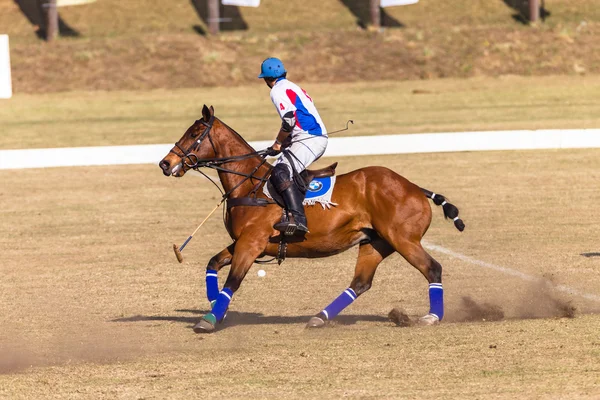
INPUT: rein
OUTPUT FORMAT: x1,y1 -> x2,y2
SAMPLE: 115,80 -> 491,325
169,118 -> 355,205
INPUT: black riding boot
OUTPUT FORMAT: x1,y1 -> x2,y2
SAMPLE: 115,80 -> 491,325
273,183 -> 309,236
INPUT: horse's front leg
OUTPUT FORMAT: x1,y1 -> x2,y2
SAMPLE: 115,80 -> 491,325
205,243 -> 235,307
194,234 -> 268,333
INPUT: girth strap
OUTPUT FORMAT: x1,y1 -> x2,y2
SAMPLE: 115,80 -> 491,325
227,197 -> 275,209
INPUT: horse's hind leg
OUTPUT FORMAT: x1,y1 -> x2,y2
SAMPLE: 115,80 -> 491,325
392,239 -> 444,325
307,237 -> 394,328
205,243 -> 235,306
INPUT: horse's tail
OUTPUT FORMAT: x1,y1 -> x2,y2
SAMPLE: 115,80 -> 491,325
420,188 -> 465,232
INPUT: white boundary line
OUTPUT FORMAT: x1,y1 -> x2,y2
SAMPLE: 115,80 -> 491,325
423,242 -> 600,303
1,129 -> 600,170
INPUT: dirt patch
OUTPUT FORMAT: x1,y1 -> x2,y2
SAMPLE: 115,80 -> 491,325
388,308 -> 413,327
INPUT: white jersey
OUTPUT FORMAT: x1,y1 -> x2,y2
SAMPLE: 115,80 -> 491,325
270,78 -> 327,137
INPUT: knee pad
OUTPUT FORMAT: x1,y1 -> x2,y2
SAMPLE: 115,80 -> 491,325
270,164 -> 292,192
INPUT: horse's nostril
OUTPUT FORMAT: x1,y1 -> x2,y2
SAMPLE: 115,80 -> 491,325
160,160 -> 170,170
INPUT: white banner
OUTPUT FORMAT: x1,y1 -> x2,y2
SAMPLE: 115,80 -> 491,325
57,0 -> 96,6
0,35 -> 12,99
381,0 -> 418,7
222,0 -> 260,7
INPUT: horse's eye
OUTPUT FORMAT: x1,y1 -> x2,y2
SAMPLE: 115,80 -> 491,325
190,130 -> 199,138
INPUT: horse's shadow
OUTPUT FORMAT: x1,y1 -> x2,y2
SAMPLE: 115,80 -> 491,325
113,309 -> 389,330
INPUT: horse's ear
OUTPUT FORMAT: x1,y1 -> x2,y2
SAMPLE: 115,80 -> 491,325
202,105 -> 212,122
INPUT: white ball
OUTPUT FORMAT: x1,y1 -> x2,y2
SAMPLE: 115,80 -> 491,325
257,269 -> 266,277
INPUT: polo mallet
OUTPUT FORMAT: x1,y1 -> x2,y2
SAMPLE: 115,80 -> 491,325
173,199 -> 225,263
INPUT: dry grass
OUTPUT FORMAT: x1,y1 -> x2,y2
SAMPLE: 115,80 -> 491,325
3,0 -> 598,40
2,0 -> 600,92
1,149 -> 599,398
2,74 -> 600,149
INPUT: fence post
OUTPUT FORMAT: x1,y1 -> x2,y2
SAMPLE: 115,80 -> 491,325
370,0 -> 381,29
529,0 -> 539,23
45,0 -> 59,42
208,0 -> 220,35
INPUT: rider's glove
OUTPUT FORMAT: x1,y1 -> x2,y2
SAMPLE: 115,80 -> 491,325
265,147 -> 281,157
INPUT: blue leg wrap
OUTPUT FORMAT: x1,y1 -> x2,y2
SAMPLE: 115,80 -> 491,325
429,283 -> 444,320
322,288 -> 357,320
210,288 -> 233,322
206,269 -> 219,303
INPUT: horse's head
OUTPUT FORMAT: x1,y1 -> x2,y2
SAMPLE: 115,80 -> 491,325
159,105 -> 218,177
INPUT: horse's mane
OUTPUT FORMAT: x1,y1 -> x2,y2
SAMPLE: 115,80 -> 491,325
215,117 -> 258,153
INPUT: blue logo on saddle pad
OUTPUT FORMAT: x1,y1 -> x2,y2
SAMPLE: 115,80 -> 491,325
308,180 -> 323,192
306,177 -> 332,199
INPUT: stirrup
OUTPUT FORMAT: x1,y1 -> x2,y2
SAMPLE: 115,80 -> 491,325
273,220 -> 299,236
284,223 -> 297,237
273,220 -> 308,236
274,212 -> 308,236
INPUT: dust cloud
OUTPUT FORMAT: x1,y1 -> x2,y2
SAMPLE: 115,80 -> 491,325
447,279 -> 578,323
389,278 -> 584,327
0,335 -> 150,375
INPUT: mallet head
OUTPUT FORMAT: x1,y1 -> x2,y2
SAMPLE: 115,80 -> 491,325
173,244 -> 184,263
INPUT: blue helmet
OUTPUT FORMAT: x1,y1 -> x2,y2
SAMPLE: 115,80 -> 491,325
258,57 -> 286,79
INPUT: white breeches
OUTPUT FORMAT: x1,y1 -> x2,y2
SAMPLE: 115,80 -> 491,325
274,133 -> 328,179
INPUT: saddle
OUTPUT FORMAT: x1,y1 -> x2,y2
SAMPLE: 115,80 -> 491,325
226,162 -> 338,210
267,162 -> 338,208
268,162 -> 337,264
303,162 -> 338,184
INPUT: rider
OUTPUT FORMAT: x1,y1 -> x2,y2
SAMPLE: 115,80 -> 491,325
259,57 -> 328,235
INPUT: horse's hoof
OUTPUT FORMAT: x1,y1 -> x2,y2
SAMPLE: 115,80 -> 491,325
193,314 -> 216,333
306,316 -> 326,328
418,313 -> 440,326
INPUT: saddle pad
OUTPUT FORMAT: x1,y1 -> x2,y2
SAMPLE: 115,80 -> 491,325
263,176 -> 337,209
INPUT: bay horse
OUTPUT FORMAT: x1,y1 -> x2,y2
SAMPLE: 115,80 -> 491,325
159,105 -> 464,333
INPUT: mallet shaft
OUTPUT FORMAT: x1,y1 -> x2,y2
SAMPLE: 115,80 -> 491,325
174,199 -> 225,263
187,199 -> 224,241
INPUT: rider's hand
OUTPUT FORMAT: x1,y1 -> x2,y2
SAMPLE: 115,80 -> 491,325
265,146 -> 281,157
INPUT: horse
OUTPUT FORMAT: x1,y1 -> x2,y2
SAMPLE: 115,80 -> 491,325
159,105 -> 464,333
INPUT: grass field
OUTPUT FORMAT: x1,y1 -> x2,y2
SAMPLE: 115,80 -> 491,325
3,0 -> 598,41
2,1 -> 599,397
2,0 -> 599,92
2,75 -> 600,150
1,148 -> 599,399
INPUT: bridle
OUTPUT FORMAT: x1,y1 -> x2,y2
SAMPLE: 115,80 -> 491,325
169,115 -> 217,169
168,116 -> 272,201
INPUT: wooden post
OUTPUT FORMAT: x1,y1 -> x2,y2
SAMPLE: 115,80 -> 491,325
45,0 -> 59,42
370,0 -> 381,30
529,0 -> 540,23
208,0 -> 220,35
